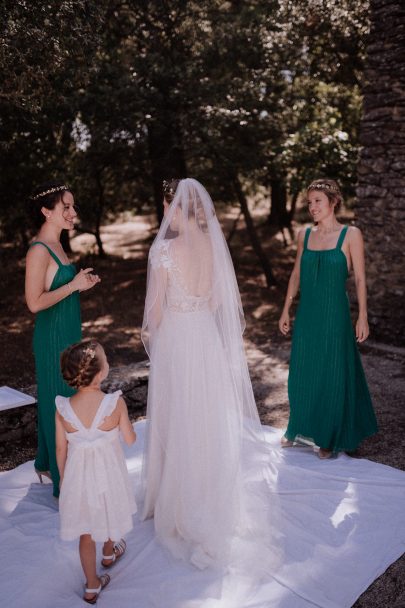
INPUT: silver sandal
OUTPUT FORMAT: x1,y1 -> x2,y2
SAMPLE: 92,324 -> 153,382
101,538 -> 126,569
83,573 -> 110,604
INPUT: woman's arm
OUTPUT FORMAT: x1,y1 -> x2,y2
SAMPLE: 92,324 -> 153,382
55,411 -> 68,485
118,397 -> 137,446
278,228 -> 305,335
348,227 -> 369,343
25,246 -> 99,313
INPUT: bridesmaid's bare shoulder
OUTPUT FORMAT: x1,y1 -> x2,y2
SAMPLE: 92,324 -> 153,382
346,225 -> 364,243
26,241 -> 49,262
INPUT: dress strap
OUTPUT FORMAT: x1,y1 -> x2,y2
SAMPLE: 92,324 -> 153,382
55,396 -> 81,431
91,390 -> 123,430
29,241 -> 63,267
303,227 -> 311,251
336,226 -> 349,250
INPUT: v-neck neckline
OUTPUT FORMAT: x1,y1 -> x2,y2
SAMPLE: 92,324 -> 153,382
68,393 -> 108,431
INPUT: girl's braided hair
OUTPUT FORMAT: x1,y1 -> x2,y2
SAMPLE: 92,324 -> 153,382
61,339 -> 102,389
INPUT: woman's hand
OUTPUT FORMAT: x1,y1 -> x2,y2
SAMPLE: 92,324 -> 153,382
356,316 -> 369,343
279,310 -> 290,335
71,268 -> 101,292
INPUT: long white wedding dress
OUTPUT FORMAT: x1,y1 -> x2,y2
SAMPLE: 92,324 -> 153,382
142,239 -> 240,566
141,179 -> 278,570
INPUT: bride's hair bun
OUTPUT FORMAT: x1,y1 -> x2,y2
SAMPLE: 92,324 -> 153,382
163,179 -> 180,203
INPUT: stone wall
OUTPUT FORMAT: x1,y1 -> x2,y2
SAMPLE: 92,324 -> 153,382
0,361 -> 149,448
355,0 -> 405,345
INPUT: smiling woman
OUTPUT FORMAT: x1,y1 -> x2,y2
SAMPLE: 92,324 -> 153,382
25,180 -> 101,497
278,178 -> 378,460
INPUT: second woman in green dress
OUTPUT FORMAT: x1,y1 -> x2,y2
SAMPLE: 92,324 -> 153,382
279,179 -> 377,459
25,181 -> 100,496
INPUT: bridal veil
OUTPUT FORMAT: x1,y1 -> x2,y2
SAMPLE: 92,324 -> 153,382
141,178 -> 278,570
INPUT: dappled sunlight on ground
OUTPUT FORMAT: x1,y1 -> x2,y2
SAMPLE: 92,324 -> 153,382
244,338 -> 290,429
7,318 -> 33,334
252,302 -> 276,319
71,214 -> 155,260
83,314 -> 114,329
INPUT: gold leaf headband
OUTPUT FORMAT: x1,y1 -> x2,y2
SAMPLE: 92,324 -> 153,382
308,182 -> 340,193
31,185 -> 70,201
162,180 -> 177,199
83,347 -> 96,359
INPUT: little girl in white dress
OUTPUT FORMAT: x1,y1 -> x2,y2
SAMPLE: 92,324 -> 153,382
55,339 -> 137,604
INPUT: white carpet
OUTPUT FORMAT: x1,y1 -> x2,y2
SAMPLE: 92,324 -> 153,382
1,421 -> 404,608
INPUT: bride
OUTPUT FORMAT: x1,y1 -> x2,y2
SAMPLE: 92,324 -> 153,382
141,178 -> 272,569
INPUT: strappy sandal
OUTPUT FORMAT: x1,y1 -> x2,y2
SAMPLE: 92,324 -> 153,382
318,448 -> 338,460
101,539 -> 126,569
83,573 -> 110,604
281,435 -> 313,448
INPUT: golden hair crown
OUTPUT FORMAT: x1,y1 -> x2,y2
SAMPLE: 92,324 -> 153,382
308,182 -> 340,193
163,179 -> 178,199
83,346 -> 96,359
31,185 -> 70,201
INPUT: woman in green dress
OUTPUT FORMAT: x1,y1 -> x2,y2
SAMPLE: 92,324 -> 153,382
279,179 -> 377,459
25,181 -> 100,496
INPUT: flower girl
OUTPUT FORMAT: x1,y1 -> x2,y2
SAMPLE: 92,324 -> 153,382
55,339 -> 136,604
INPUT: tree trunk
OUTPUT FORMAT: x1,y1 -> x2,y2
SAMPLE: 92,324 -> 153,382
94,174 -> 106,258
288,191 -> 299,223
268,176 -> 289,228
94,224 -> 106,258
355,0 -> 405,345
232,175 -> 277,287
148,117 -> 187,222
268,175 -> 296,245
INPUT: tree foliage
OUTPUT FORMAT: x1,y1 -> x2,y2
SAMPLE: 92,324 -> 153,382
0,0 -> 369,252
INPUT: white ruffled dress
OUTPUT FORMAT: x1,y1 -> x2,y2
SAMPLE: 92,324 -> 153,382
55,390 -> 137,542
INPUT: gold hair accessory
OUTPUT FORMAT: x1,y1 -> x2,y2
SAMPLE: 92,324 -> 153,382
308,182 -> 339,193
71,344 -> 97,388
31,185 -> 69,200
83,346 -> 96,359
163,180 -> 177,199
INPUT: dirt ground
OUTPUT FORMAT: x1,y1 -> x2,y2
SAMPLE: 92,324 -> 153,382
0,206 -> 404,607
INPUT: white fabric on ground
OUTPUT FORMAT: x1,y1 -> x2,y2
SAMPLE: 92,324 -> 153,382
1,420 -> 404,608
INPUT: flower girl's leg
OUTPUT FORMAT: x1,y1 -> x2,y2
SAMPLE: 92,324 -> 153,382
79,535 -> 99,599
101,539 -> 115,566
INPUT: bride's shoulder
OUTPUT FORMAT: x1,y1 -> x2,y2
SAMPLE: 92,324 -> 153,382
150,239 -> 172,268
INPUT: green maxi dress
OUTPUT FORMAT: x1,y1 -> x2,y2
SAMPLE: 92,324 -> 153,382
286,226 -> 378,452
30,242 -> 82,497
